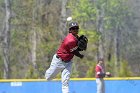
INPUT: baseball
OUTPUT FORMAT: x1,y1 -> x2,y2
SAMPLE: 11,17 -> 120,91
106,72 -> 110,75
106,72 -> 111,77
67,17 -> 72,21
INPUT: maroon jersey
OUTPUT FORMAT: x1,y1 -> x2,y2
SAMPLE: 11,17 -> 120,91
57,33 -> 78,61
95,65 -> 105,78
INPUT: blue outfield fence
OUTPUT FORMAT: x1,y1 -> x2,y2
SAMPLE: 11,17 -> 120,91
0,77 -> 140,93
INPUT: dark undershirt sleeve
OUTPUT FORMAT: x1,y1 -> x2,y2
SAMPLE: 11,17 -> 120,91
72,49 -> 84,58
98,73 -> 106,78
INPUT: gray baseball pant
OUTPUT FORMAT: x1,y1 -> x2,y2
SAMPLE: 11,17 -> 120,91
45,54 -> 72,93
96,78 -> 105,93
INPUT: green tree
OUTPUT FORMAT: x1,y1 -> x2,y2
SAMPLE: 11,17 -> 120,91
119,61 -> 132,77
68,0 -> 99,77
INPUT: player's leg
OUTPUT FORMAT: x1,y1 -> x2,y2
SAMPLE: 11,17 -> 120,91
45,54 -> 64,80
102,79 -> 105,93
61,61 -> 72,93
96,78 -> 103,93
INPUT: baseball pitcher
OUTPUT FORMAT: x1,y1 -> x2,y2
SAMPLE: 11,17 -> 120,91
45,22 -> 88,93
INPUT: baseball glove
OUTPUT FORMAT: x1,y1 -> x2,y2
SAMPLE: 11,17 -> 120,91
77,35 -> 88,51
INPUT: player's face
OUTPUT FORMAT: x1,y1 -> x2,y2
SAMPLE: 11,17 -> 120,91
99,60 -> 103,65
71,26 -> 79,35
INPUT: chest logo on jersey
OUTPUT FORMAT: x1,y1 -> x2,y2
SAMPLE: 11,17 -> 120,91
70,46 -> 78,52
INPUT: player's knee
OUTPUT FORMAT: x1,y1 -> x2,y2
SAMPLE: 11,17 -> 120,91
62,78 -> 69,86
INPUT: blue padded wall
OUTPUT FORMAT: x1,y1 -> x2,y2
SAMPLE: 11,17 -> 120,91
0,79 -> 139,93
